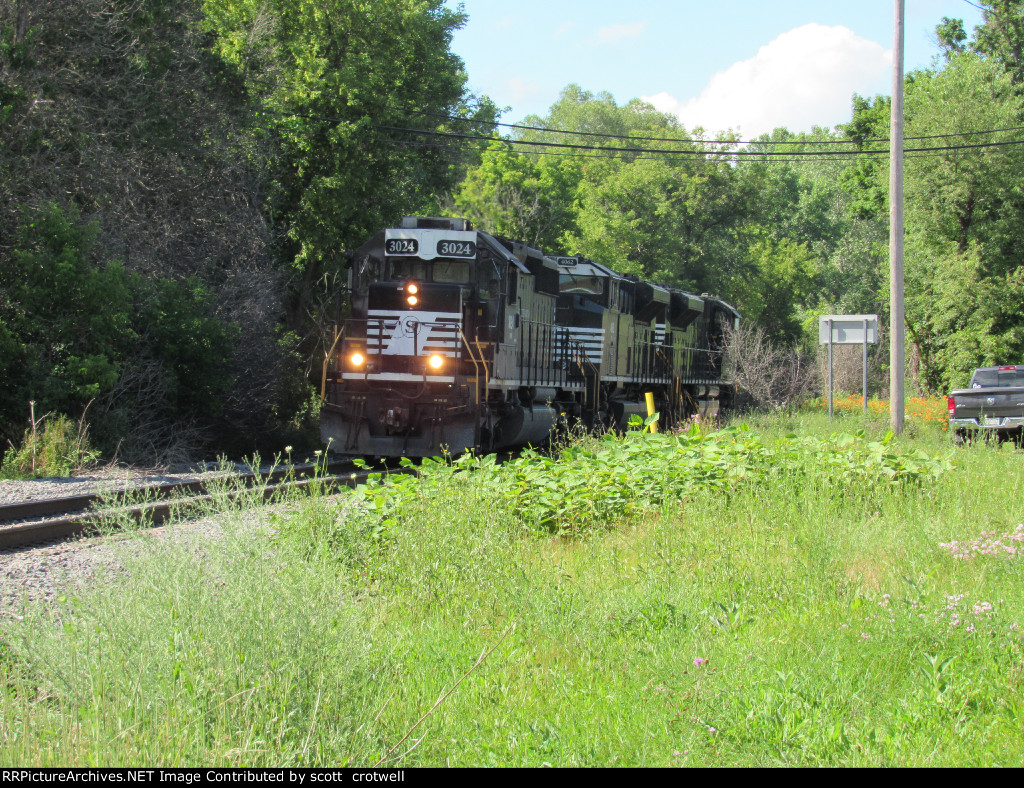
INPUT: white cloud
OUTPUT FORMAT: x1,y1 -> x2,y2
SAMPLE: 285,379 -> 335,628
506,76 -> 541,104
555,21 -> 576,38
594,22 -> 646,45
643,24 -> 891,137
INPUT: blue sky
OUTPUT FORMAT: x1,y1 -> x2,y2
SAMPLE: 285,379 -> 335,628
447,0 -> 985,137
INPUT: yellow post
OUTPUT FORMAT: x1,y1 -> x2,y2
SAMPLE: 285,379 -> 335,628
644,392 -> 658,433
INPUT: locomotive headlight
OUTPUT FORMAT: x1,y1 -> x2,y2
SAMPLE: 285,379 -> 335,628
428,355 -> 444,370
407,295 -> 419,306
406,283 -> 419,295
350,352 -> 365,367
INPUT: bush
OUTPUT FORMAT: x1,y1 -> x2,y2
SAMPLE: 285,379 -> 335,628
1,408 -> 100,478
0,204 -> 238,462
725,323 -> 819,411
274,421 -> 955,544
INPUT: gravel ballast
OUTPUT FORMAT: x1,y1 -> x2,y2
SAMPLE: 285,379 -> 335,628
0,464 -> 355,622
0,466 -> 230,507
0,467 -> 241,620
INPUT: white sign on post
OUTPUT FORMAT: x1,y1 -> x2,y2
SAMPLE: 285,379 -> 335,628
818,315 -> 879,345
818,315 -> 879,418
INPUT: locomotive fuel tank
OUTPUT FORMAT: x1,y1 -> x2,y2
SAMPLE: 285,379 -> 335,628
491,402 -> 560,448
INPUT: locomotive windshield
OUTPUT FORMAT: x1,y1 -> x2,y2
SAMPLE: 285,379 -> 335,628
387,258 -> 471,284
558,273 -> 605,296
352,254 -> 383,291
433,260 -> 472,283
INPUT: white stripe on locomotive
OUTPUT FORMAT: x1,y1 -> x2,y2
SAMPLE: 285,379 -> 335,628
366,310 -> 462,358
554,326 -> 604,365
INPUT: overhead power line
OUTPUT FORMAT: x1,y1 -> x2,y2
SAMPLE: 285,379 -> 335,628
265,107 -> 1024,149
377,123 -> 1024,158
389,137 -> 997,165
255,108 -> 1024,160
388,104 -> 1024,147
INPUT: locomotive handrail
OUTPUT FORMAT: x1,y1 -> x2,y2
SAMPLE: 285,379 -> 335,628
520,317 -> 560,388
473,340 -> 493,386
654,346 -> 668,383
320,323 -> 348,402
568,340 -> 600,411
457,327 -> 485,407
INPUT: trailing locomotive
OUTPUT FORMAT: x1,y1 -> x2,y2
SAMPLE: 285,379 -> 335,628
320,217 -> 739,457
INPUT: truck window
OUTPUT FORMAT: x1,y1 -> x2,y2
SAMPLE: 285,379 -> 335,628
971,368 -> 1024,388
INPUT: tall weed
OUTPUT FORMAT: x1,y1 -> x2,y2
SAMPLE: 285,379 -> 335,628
1,411 -> 100,479
0,522 -> 390,766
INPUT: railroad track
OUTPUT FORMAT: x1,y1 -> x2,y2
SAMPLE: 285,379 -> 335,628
0,460 -> 381,551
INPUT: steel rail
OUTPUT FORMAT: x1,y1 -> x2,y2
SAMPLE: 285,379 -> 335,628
0,461 -> 357,525
0,461 -> 371,551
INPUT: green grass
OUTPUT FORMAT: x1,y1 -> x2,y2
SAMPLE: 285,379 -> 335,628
2,414 -> 1023,766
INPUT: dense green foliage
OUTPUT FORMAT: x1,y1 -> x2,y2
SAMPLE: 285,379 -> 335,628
0,203 -> 237,461
0,0 -> 488,460
4,0 -> 1024,461
0,413 -> 101,478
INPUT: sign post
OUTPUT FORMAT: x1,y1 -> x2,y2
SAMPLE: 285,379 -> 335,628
819,315 -> 879,419
827,318 -> 833,419
863,317 -> 869,416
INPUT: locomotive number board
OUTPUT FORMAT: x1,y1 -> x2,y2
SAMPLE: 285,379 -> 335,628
437,240 -> 476,257
385,238 -> 419,255
385,228 -> 477,260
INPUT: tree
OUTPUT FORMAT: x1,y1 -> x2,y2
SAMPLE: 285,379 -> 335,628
453,140 -> 581,250
936,16 -> 968,60
0,0 -> 287,451
566,152 -> 747,293
0,204 -> 237,455
901,53 -> 1024,390
971,1 -> 1024,85
201,0 -> 496,335
729,236 -> 818,343
0,206 -> 134,427
516,84 -> 683,142
738,126 -> 887,338
905,54 -> 1024,260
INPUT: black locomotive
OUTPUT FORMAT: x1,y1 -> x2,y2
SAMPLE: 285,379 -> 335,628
320,217 -> 739,457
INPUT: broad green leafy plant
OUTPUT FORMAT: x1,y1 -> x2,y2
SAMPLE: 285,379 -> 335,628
300,421 -> 954,538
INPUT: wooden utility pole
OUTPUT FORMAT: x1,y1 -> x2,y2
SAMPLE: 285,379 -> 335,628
890,0 -> 905,434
